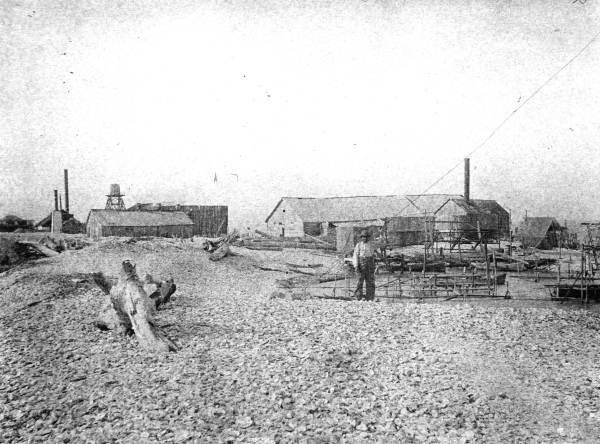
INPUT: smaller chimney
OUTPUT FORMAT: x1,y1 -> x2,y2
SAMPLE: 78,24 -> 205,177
64,169 -> 70,214
464,158 -> 470,203
54,190 -> 59,211
59,195 -> 63,211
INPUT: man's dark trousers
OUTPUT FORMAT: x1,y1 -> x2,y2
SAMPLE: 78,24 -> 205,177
355,257 -> 376,301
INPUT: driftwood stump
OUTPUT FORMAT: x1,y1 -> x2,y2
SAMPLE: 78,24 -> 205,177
209,243 -> 230,261
95,261 -> 177,352
206,230 -> 240,261
144,274 -> 177,309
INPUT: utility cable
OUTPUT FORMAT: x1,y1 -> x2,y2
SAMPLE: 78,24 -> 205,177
409,27 -> 600,203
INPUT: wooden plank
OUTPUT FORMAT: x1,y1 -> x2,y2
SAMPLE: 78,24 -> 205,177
304,233 -> 334,246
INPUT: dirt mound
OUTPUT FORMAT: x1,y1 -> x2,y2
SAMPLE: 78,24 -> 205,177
0,238 -> 47,272
95,237 -> 187,254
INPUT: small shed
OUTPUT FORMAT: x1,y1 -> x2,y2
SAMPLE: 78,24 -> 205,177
86,210 -> 194,240
516,217 -> 564,249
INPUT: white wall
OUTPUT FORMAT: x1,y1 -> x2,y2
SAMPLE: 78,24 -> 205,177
266,200 -> 305,237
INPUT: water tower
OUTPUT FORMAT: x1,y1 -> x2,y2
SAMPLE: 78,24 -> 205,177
105,184 -> 126,210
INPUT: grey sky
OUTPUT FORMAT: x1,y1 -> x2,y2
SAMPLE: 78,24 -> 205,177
1,0 -> 599,228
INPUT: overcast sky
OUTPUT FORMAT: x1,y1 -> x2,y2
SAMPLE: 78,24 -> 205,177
1,0 -> 599,228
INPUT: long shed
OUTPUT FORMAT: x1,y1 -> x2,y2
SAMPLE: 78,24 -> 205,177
86,210 -> 194,239
128,203 -> 228,237
265,196 -> 413,238
266,195 -> 509,244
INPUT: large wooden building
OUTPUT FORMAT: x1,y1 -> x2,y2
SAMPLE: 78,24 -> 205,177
265,196 -> 411,238
86,210 -> 194,239
128,203 -> 228,237
265,195 -> 510,248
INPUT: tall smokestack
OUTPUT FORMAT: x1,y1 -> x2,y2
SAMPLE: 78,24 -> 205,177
54,190 -> 59,211
64,169 -> 70,214
464,158 -> 470,203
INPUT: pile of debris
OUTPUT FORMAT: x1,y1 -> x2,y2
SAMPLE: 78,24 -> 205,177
235,230 -> 336,251
0,236 -> 75,272
0,238 -> 46,272
257,261 -> 351,288
201,230 -> 240,261
0,235 -> 92,273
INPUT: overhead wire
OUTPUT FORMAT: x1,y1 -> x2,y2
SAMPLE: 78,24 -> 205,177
406,27 -> 600,204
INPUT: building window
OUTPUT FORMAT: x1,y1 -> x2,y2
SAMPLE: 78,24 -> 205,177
303,222 -> 322,236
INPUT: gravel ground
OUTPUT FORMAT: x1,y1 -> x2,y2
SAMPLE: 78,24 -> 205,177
1,238 -> 600,443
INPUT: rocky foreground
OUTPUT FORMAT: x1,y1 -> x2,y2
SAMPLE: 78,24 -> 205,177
1,238 -> 600,443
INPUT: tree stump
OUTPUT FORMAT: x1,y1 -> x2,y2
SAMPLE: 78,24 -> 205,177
94,261 -> 177,352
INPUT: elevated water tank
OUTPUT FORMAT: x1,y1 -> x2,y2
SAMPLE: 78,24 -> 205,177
109,184 -> 121,196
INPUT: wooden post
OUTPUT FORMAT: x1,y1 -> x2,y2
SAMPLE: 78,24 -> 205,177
581,245 -> 585,304
386,273 -> 390,299
559,231 -> 562,259
492,251 -> 498,296
484,241 -> 491,295
423,216 -> 427,275
333,274 -> 337,298
477,221 -> 491,295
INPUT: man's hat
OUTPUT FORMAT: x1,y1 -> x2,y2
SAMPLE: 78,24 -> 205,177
359,229 -> 369,238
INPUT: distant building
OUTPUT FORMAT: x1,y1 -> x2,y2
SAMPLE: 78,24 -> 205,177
265,196 -> 410,238
127,203 -> 228,237
0,215 -> 32,232
265,195 -> 510,244
516,217 -> 564,249
403,195 -> 509,242
85,210 -> 194,239
34,211 -> 84,234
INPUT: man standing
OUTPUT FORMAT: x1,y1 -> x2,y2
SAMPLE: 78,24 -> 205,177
352,229 -> 377,301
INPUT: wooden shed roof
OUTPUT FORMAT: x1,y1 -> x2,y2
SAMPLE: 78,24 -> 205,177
517,217 -> 563,249
86,210 -> 193,227
266,195 -> 508,223
265,196 -> 420,223
471,199 -> 510,216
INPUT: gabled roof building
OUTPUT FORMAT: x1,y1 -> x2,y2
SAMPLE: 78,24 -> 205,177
127,203 -> 228,237
516,217 -> 564,250
86,210 -> 194,239
265,195 -> 510,242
